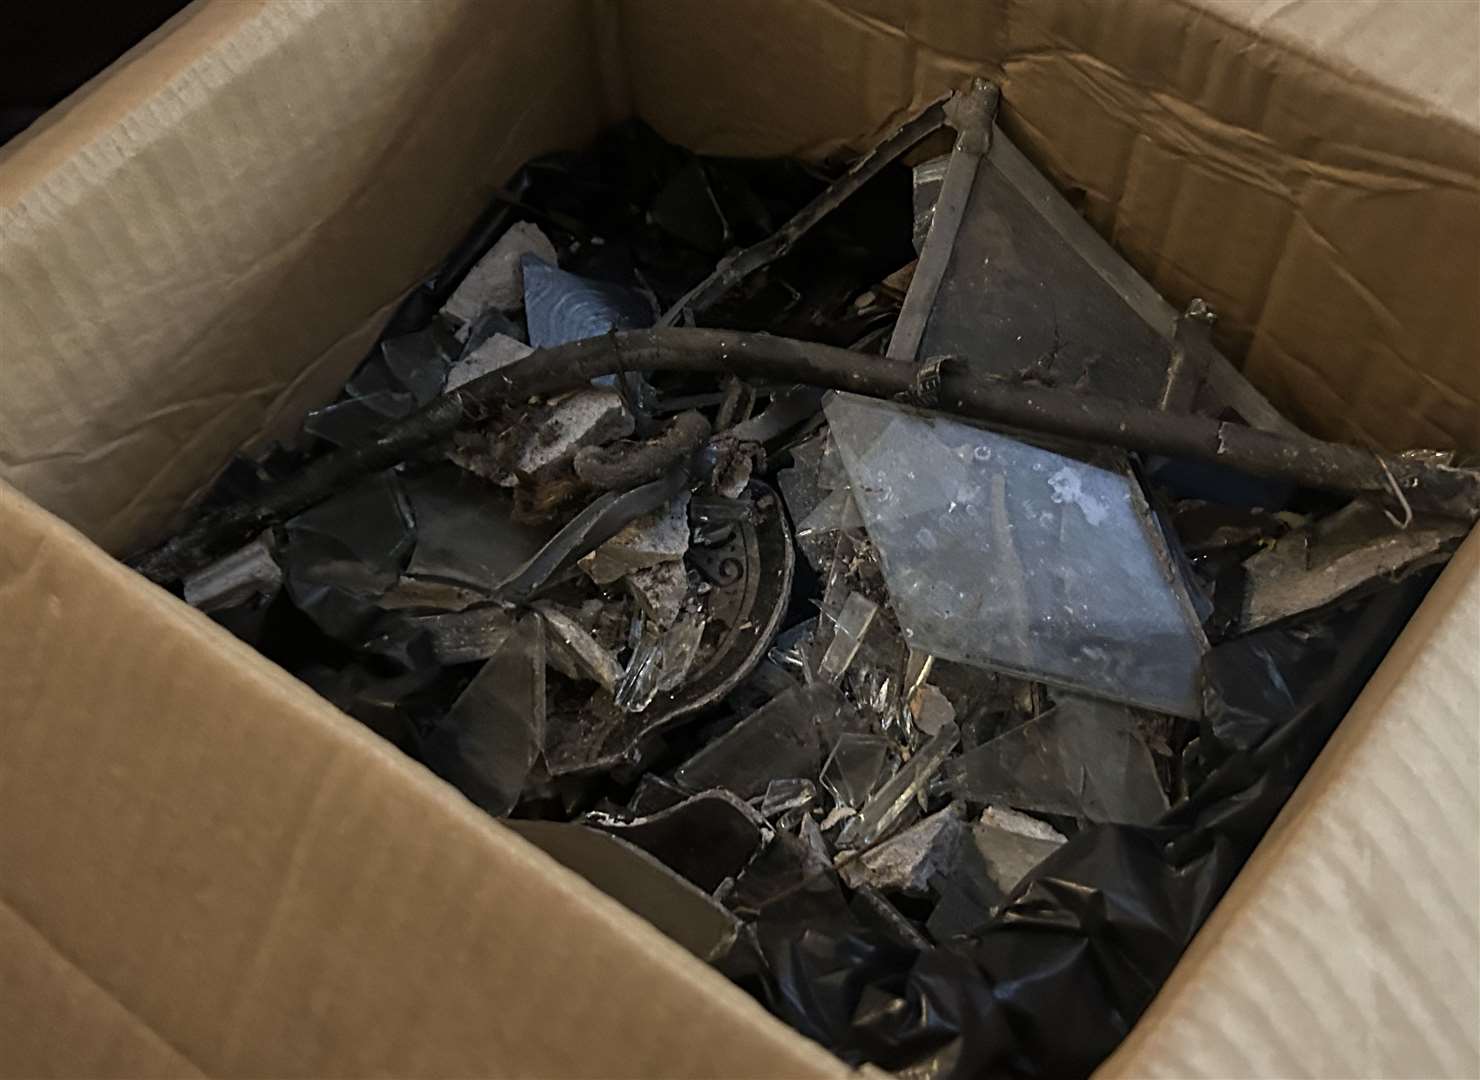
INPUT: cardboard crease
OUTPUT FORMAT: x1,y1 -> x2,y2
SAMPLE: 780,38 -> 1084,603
0,2 -> 1476,1076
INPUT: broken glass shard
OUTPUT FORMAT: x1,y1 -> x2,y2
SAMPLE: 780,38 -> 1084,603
903,648 -> 933,699
726,656 -> 802,719
838,804 -> 964,896
377,576 -> 488,613
522,255 -> 653,348
442,221 -> 558,329
458,308 -> 524,357
612,610 -> 706,713
423,600 -> 515,659
850,884 -> 931,952
724,832 -> 851,925
302,390 -> 415,447
445,333 -> 532,392
585,791 -> 766,893
524,482 -> 787,771
785,430 -> 828,476
777,437 -> 826,517
505,819 -> 740,962
418,612 -> 546,816
674,683 -> 850,800
628,775 -> 689,816
613,626 -> 663,714
285,471 -> 414,580
655,612 -> 705,692
816,590 -> 878,685
791,488 -> 863,573
836,720 -> 959,850
798,811 -> 831,867
928,806 -> 1067,928
945,695 -> 1169,824
535,601 -> 623,692
810,527 -> 910,733
366,607 -> 513,666
403,467 -> 554,593
759,778 -> 818,820
650,158 -> 730,254
824,393 -> 1207,717
819,732 -> 897,811
924,852 -> 997,942
818,805 -> 856,833
341,354 -> 405,401
766,618 -> 816,682
910,154 -> 947,252
1238,499 -> 1466,631
726,386 -> 825,449
281,471 -> 416,639
380,323 -> 459,404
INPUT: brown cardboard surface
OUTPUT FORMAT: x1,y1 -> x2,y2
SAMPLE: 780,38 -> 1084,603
0,0 -> 609,555
5,0 -> 1476,552
1200,0 -> 1480,129
619,0 -> 1480,452
0,480 -> 846,1080
1101,529 -> 1480,1079
0,1 -> 1477,1077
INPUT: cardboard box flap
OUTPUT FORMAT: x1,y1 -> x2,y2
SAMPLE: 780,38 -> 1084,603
1199,0 -> 1480,128
620,0 -> 1480,451
3,0 -> 1476,561
0,3 -> 1476,1077
0,0 -> 607,555
1101,530 -> 1480,1078
0,480 -> 845,1079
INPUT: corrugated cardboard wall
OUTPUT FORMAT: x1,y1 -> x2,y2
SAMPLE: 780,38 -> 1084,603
0,0 -> 610,554
0,4 -> 1476,1076
0,481 -> 846,1079
1101,530 -> 1480,1079
2,0 -> 1475,557
617,0 -> 1480,452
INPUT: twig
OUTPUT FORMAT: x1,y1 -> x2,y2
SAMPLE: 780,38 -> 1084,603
656,97 -> 950,327
131,328 -> 1480,583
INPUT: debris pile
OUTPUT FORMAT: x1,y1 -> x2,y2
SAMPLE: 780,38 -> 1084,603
145,82 -> 1472,1077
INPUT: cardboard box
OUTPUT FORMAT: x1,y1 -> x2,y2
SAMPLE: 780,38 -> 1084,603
1,2 -> 1475,1075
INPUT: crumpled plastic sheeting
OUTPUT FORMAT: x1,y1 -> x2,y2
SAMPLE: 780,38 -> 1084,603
720,579 -> 1431,1078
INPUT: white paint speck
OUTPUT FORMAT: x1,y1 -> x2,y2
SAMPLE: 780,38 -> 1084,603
1047,467 -> 1109,525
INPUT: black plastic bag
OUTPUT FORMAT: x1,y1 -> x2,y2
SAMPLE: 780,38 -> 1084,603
722,579 -> 1431,1078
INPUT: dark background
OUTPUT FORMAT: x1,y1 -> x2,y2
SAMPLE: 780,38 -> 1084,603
1,2 -> 191,146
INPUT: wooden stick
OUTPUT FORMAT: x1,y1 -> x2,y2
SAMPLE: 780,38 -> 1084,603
131,329 -> 1479,583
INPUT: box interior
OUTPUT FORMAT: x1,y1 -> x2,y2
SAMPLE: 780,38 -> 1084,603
4,1 -> 1477,558
0,1 -> 1475,1076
